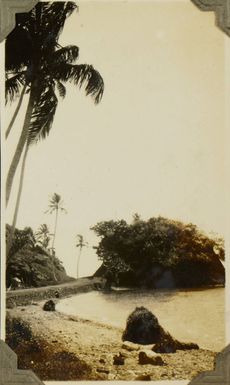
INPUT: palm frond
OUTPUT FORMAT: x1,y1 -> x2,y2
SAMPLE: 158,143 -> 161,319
56,80 -> 66,98
45,193 -> 66,214
53,63 -> 104,104
51,193 -> 61,204
28,84 -> 58,145
52,45 -> 79,65
45,207 -> 56,214
39,2 -> 78,41
36,224 -> 50,236
5,73 -> 26,103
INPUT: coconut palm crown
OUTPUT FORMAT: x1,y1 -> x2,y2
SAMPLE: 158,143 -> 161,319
6,2 -> 104,206
76,234 -> 88,278
35,224 -> 51,249
46,193 -> 67,251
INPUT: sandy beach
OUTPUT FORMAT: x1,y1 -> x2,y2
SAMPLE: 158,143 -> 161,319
6,286 -> 217,382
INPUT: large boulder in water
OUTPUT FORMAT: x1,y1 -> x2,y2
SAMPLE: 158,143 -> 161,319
122,306 -> 199,352
122,306 -> 162,345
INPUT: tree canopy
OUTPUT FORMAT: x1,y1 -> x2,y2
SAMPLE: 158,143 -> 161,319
92,216 -> 225,288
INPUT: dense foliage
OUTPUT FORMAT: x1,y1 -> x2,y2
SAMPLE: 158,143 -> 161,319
92,216 -> 225,288
6,224 -> 70,288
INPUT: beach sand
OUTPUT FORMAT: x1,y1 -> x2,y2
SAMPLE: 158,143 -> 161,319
6,297 -> 217,381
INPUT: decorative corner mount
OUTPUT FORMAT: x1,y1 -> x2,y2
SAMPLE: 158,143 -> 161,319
0,0 -> 230,43
0,339 -> 45,385
191,0 -> 230,37
188,343 -> 230,385
0,0 -> 39,43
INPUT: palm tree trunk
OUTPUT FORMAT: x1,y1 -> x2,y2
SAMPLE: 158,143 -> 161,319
52,208 -> 58,250
5,83 -> 27,140
77,248 -> 82,278
51,209 -> 58,281
6,86 -> 36,207
6,143 -> 29,256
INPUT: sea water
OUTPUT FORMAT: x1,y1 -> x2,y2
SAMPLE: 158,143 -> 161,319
56,287 -> 225,351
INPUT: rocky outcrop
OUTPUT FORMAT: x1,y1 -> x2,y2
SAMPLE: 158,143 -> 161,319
92,217 -> 225,289
122,306 -> 199,352
95,259 -> 225,289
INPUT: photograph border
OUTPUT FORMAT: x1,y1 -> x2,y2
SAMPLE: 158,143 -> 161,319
0,0 -> 229,384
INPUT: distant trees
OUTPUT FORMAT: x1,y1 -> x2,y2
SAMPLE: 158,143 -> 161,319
91,216 -> 225,288
76,234 -> 88,278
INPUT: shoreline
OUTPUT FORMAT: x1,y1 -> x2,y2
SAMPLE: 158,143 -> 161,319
6,278 -> 224,308
6,276 -> 106,307
6,296 -> 217,381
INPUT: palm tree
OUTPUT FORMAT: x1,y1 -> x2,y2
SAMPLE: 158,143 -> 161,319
76,234 -> 88,278
46,193 -> 67,252
5,2 -> 104,256
35,224 -> 51,249
5,2 -> 104,206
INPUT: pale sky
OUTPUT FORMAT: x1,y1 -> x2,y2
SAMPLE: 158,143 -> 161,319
5,0 -> 226,278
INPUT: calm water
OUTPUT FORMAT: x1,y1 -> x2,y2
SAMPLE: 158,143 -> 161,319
56,287 -> 225,351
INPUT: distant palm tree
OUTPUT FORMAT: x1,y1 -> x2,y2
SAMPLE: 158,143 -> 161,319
46,193 -> 67,252
35,224 -> 51,249
76,234 -> 88,278
5,2 -> 104,206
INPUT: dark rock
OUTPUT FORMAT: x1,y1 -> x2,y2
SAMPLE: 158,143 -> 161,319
43,300 -> 55,311
176,341 -> 199,350
153,340 -> 177,353
122,306 -> 163,345
153,340 -> 199,353
113,353 -> 125,365
122,306 -> 199,351
97,368 -> 110,374
138,350 -> 164,366
135,374 -> 151,380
